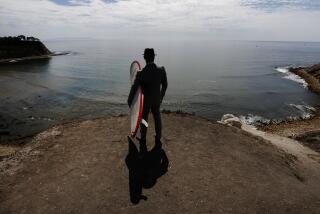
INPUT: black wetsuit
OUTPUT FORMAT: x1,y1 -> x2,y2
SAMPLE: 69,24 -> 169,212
128,62 -> 168,140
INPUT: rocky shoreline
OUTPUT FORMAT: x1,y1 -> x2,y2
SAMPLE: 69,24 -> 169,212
0,36 -> 69,65
0,61 -> 320,212
0,51 -> 70,64
0,55 -> 52,64
258,112 -> 320,152
290,63 -> 320,94
259,63 -> 320,152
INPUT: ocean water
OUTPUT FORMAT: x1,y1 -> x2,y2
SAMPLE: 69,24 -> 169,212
1,39 -> 320,139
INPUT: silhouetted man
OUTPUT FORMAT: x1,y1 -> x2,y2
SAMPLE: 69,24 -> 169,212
128,48 -> 168,152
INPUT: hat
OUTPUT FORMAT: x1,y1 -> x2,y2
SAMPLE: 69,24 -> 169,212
143,48 -> 156,57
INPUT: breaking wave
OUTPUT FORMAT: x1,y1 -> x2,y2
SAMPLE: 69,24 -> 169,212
239,104 -> 317,126
239,114 -> 270,125
275,66 -> 308,88
289,104 -> 316,119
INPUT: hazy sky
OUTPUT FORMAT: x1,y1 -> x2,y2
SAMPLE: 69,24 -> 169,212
1,0 -> 320,41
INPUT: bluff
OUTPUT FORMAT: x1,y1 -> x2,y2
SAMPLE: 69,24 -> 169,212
0,35 -> 51,60
290,64 -> 320,94
1,113 -> 320,213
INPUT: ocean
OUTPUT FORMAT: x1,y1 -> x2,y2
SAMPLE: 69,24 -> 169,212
0,39 -> 320,141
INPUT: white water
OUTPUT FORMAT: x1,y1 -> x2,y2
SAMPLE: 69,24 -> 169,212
240,104 -> 317,125
275,66 -> 308,88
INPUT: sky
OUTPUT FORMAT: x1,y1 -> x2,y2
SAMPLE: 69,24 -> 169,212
0,0 -> 320,41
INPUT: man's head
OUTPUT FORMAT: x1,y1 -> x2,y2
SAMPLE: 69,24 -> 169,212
143,48 -> 155,63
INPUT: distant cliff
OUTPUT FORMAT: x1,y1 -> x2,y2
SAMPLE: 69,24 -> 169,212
0,35 -> 51,60
290,64 -> 320,94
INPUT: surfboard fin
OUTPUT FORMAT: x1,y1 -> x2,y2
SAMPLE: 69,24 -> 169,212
141,119 -> 148,128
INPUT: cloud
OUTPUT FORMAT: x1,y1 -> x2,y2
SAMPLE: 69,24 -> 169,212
101,0 -> 118,3
48,0 -> 118,6
0,0 -> 319,41
48,0 -> 91,6
241,0 -> 320,12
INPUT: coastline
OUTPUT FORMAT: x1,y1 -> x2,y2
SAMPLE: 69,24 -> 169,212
258,111 -> 320,152
289,64 -> 320,94
259,63 -> 320,152
1,59 -> 319,155
0,52 -> 70,64
1,65 -> 319,211
0,111 -> 190,158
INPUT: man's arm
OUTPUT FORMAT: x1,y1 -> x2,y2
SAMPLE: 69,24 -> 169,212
127,72 -> 141,107
160,67 -> 168,103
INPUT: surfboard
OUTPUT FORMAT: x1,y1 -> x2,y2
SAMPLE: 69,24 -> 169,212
130,61 -> 144,137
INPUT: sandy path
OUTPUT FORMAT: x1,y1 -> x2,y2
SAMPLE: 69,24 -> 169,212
242,123 -> 320,190
1,113 -> 320,213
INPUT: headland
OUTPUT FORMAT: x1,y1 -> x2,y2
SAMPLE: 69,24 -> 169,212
1,113 -> 320,213
0,35 -> 68,64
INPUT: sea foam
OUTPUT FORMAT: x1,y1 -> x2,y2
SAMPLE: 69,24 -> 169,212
239,104 -> 316,126
289,104 -> 316,119
275,66 -> 308,88
239,114 -> 270,125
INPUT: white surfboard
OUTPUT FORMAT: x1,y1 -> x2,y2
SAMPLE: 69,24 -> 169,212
130,61 -> 144,137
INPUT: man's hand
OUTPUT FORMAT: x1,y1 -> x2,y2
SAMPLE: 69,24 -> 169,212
160,67 -> 167,104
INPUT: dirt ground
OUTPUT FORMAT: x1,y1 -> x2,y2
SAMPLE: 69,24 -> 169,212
1,113 -> 320,214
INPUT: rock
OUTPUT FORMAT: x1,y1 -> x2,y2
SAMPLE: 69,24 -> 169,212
219,114 -> 242,128
33,127 -> 62,142
221,114 -> 236,121
290,64 -> 320,94
0,36 -> 51,62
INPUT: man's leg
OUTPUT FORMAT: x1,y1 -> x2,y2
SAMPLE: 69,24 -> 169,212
139,104 -> 150,153
151,105 -> 162,140
140,105 -> 150,141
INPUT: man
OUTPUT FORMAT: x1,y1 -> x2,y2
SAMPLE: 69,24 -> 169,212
128,48 -> 168,152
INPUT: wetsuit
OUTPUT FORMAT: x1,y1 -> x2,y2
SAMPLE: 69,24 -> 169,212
128,62 -> 168,140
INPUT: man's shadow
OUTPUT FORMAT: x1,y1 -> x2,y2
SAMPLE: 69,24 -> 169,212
125,136 -> 169,204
